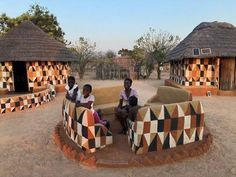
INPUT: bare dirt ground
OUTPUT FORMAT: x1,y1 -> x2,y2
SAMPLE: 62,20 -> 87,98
1,73 -> 236,177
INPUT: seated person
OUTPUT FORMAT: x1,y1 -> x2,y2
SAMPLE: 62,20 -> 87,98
76,84 -> 110,129
65,76 -> 81,103
115,78 -> 138,134
127,96 -> 141,122
47,83 -> 56,98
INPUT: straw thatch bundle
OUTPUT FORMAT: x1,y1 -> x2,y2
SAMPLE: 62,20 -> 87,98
0,21 -> 76,62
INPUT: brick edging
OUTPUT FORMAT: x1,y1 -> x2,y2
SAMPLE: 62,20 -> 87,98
53,121 -> 213,168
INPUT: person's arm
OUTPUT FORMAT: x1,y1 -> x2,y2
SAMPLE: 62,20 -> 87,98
70,87 -> 79,102
133,89 -> 138,98
76,95 -> 94,109
76,101 -> 93,109
118,99 -> 123,109
118,91 -> 123,108
66,91 -> 71,99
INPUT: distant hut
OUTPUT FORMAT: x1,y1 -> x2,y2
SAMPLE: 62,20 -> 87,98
0,21 -> 75,93
167,21 -> 236,95
113,56 -> 138,79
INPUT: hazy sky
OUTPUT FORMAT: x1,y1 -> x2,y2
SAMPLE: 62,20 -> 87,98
1,0 -> 236,52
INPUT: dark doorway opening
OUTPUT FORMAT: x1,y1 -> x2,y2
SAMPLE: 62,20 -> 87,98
219,58 -> 236,90
13,61 -> 28,92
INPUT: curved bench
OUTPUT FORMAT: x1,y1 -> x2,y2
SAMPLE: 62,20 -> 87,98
0,88 -> 8,95
146,86 -> 192,106
62,98 -> 113,153
93,85 -> 123,115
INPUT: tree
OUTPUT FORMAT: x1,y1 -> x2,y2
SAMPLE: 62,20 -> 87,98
118,48 -> 133,56
0,4 -> 66,43
70,37 -> 96,79
105,50 -> 116,59
118,47 -> 145,79
130,46 -> 145,79
136,27 -> 180,79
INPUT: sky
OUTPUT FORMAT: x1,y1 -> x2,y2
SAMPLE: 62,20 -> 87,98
1,0 -> 236,52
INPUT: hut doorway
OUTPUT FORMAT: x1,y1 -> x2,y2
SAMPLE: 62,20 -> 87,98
219,58 -> 235,90
13,61 -> 28,92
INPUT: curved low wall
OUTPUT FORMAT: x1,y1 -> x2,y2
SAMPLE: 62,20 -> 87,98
0,89 -> 52,114
62,99 -> 113,153
54,121 -> 213,168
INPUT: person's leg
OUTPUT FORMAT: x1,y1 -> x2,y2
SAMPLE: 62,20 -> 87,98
97,109 -> 103,119
120,109 -> 128,134
115,107 -> 124,131
105,120 -> 110,129
93,110 -> 101,123
115,107 -> 129,134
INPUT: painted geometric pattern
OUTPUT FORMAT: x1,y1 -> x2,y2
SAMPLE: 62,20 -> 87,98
0,62 -> 14,91
184,58 -> 215,86
170,60 -> 185,85
0,89 -> 51,114
27,61 -> 70,91
127,100 -> 204,154
170,58 -> 216,86
62,99 -> 113,153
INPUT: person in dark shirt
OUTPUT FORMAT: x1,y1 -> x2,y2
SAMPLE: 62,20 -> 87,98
127,96 -> 141,122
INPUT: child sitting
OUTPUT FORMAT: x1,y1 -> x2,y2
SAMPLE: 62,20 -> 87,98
127,96 -> 141,122
76,84 -> 110,129
65,76 -> 81,103
47,83 -> 56,98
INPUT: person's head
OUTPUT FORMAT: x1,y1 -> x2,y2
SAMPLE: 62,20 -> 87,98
68,76 -> 76,89
83,84 -> 92,97
124,78 -> 132,90
129,96 -> 138,107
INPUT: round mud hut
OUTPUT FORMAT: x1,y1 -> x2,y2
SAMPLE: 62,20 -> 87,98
166,21 -> 236,96
0,21 -> 76,94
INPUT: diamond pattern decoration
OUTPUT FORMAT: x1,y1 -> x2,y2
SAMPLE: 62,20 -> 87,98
1,61 -> 70,92
0,62 -> 14,91
127,100 -> 204,154
62,99 -> 113,153
27,61 -> 70,91
0,89 -> 51,114
170,58 -> 216,86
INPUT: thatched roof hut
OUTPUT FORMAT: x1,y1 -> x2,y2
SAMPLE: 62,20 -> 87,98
0,21 -> 76,62
0,21 -> 75,92
166,21 -> 236,94
168,21 -> 236,60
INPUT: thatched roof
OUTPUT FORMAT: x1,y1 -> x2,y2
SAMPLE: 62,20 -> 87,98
168,21 -> 236,61
0,21 -> 76,62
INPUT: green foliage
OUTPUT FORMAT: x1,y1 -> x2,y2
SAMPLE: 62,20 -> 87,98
118,47 -> 145,79
136,27 -> 180,79
131,46 -> 145,65
70,37 -> 96,79
0,4 -> 65,43
118,48 -> 133,56
105,50 -> 116,59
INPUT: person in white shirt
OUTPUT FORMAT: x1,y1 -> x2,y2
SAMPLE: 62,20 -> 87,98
65,76 -> 81,103
115,78 -> 138,134
76,84 -> 110,129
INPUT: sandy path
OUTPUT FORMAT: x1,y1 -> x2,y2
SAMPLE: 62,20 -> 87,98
0,79 -> 236,177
